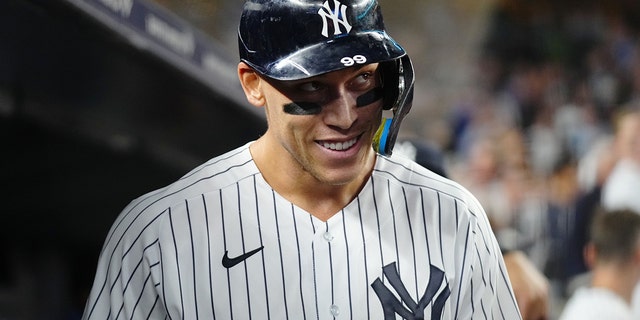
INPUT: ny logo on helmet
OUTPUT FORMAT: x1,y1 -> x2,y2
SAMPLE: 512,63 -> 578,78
318,0 -> 352,37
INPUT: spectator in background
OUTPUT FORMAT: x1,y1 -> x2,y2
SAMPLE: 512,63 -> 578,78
598,107 -> 640,317
559,208 -> 640,320
601,108 -> 640,213
554,79 -> 607,161
542,155 -> 579,293
564,136 -> 617,285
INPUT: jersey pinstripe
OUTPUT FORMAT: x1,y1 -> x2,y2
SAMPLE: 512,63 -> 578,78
82,142 -> 521,319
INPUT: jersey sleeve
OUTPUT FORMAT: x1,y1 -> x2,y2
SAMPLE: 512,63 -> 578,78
81,205 -> 168,319
465,202 -> 522,319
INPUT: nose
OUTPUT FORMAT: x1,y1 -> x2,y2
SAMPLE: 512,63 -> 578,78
323,91 -> 358,130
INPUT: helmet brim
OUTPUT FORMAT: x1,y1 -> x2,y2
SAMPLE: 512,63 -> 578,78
243,31 -> 406,81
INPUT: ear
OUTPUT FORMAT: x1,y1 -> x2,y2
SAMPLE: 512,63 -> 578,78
584,242 -> 597,269
632,241 -> 640,266
238,62 -> 265,107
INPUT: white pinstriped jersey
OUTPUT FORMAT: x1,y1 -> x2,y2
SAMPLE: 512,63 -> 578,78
82,142 -> 521,319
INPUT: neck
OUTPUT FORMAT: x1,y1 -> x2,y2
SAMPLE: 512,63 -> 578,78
274,171 -> 369,221
250,137 -> 375,221
591,263 -> 640,304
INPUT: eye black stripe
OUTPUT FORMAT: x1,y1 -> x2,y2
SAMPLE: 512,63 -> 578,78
356,87 -> 383,107
283,86 -> 382,116
283,102 -> 322,115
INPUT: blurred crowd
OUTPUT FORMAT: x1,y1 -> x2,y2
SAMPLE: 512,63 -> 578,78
422,1 -> 640,316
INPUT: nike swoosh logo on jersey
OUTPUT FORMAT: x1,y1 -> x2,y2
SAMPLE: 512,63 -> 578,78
222,246 -> 264,268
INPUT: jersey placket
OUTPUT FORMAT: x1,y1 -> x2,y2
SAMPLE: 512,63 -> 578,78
311,218 -> 346,318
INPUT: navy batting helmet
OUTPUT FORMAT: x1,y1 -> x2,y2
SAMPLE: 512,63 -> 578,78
238,0 -> 414,156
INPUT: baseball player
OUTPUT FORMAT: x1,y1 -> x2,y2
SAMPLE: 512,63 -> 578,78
82,0 -> 522,319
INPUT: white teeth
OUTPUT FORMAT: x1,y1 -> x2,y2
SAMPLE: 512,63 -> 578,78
322,138 -> 357,151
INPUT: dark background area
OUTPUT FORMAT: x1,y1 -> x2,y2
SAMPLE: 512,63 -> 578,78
0,0 -> 265,318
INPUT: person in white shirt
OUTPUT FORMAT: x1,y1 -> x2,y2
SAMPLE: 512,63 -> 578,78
602,108 -> 640,214
559,208 -> 640,320
599,108 -> 640,316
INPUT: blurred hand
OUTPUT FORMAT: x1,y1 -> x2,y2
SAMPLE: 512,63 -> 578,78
504,250 -> 550,320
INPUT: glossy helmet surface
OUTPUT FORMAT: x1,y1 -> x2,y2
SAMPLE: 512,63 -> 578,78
238,0 -> 414,155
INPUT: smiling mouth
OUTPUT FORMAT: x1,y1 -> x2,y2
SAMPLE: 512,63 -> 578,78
319,136 -> 359,151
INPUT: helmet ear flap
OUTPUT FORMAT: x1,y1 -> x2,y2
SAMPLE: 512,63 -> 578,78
374,56 -> 415,156
380,60 -> 399,111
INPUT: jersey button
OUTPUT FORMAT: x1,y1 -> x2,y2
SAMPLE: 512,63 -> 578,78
330,304 -> 340,316
323,231 -> 334,242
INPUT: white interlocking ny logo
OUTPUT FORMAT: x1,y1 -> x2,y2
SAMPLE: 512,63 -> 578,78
318,0 -> 352,38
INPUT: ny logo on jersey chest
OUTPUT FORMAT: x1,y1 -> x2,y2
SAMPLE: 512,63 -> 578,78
318,0 -> 352,37
372,262 -> 451,319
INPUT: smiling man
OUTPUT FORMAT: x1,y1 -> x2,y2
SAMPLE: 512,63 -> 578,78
82,0 -> 522,319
